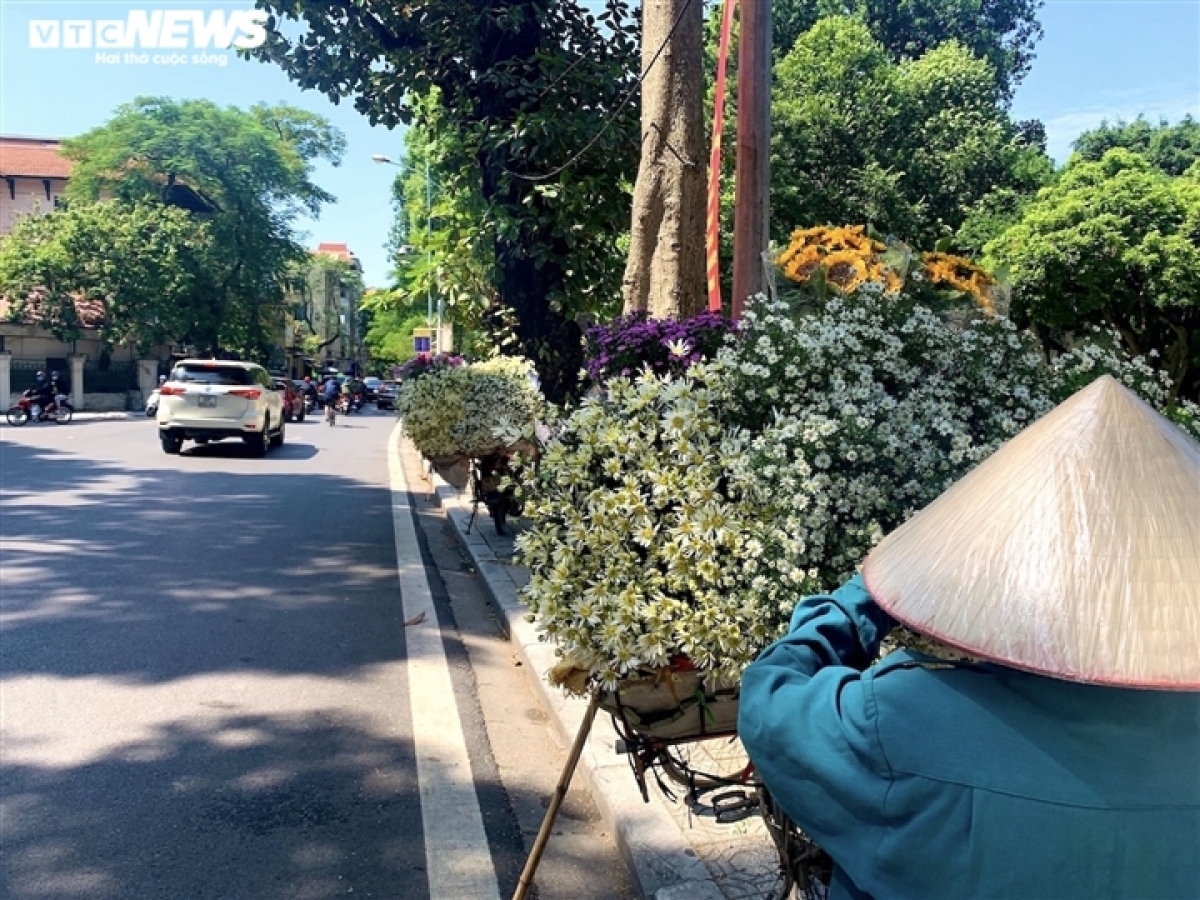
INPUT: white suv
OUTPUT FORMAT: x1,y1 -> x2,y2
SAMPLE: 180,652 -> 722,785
157,360 -> 286,456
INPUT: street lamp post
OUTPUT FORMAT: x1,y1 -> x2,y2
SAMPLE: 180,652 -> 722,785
372,154 -> 441,352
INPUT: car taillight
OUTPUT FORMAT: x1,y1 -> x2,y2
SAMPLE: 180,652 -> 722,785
160,385 -> 186,396
228,389 -> 261,399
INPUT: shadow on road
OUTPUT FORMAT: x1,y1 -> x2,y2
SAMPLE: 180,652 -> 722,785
1,711 -> 430,899
181,441 -> 320,460
0,440 -> 410,681
0,432 -> 533,900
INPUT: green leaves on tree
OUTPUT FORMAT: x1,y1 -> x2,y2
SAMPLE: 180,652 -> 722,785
251,0 -> 641,401
770,17 -> 1053,249
0,202 -> 215,352
58,97 -> 343,358
987,148 -> 1200,401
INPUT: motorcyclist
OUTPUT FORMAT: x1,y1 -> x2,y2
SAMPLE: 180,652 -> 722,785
29,371 -> 55,419
301,376 -> 318,408
145,375 -> 166,416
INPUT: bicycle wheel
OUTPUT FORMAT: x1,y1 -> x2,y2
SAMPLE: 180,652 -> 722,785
6,406 -> 29,426
53,403 -> 73,425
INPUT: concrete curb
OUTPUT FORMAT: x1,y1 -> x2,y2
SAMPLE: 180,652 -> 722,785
416,452 -> 726,900
0,411 -> 141,425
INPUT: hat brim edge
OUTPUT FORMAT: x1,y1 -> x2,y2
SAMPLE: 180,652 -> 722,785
861,565 -> 1200,692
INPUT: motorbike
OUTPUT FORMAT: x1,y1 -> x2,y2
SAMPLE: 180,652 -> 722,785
336,394 -> 361,414
145,388 -> 161,417
7,391 -> 73,426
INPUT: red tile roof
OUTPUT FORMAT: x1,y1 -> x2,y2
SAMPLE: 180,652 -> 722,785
0,293 -> 106,330
0,137 -> 72,180
315,242 -> 356,262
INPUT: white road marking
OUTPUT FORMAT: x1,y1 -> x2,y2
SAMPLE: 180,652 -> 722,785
387,425 -> 502,900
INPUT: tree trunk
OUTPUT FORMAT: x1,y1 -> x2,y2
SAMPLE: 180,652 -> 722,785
621,0 -> 707,319
496,249 -> 582,405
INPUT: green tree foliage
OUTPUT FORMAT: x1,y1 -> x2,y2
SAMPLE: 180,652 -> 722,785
1072,116 -> 1200,177
61,97 -> 344,358
772,0 -> 1043,101
384,111 -> 498,342
363,305 -> 430,372
0,201 -> 215,349
252,0 -> 640,402
770,17 -> 1053,247
987,149 -> 1200,400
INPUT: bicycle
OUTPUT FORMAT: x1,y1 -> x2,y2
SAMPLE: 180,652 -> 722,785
466,453 -> 522,536
604,690 -> 832,900
519,681 -> 831,900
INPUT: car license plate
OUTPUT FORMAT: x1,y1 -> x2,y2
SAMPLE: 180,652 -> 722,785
198,395 -> 217,408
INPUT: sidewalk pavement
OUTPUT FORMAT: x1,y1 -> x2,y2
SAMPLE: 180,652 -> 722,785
0,410 -> 142,425
71,411 -> 145,421
405,438 -> 784,900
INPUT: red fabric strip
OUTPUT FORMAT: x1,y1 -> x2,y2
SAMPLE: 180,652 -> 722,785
706,0 -> 737,313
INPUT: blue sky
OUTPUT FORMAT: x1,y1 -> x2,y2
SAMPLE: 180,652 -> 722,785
2,1 -> 1199,288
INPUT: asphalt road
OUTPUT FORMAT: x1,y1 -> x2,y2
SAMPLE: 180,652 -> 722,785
0,410 -> 632,900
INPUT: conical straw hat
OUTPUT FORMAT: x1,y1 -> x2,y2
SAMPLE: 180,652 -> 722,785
862,375 -> 1200,689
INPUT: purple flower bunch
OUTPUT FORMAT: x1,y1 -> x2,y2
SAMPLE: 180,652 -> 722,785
584,311 -> 733,386
396,352 -> 465,383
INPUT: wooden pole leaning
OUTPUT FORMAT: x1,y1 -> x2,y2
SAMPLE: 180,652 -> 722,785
512,690 -> 603,900
731,0 -> 773,321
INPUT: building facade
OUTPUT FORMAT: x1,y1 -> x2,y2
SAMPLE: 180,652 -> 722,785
283,243 -> 365,377
0,137 -> 69,236
0,136 -> 168,409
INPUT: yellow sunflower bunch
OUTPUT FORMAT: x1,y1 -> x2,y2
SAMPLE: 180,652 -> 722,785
920,252 -> 997,313
777,226 -> 903,295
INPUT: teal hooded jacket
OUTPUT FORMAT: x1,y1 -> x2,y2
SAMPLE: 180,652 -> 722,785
738,575 -> 1200,899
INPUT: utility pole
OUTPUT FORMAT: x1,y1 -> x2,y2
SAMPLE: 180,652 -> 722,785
425,159 -> 435,351
372,153 -> 442,352
731,0 -> 771,320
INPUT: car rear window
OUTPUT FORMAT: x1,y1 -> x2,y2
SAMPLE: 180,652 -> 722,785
171,365 -> 255,386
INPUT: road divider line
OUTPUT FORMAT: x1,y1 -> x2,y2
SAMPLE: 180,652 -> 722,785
388,424 -> 502,900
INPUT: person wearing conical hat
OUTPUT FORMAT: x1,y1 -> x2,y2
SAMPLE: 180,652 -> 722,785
738,376 -> 1200,900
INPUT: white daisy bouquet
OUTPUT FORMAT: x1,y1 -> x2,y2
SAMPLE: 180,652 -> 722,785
515,368 -> 809,688
397,355 -> 544,460
517,283 -> 1200,693
716,291 -> 1058,589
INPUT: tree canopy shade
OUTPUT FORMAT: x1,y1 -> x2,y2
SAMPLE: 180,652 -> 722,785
770,17 -> 1053,247
61,97 -> 344,358
987,149 -> 1200,401
0,201 -> 215,349
771,0 -> 1043,101
251,0 -> 640,401
1072,116 -> 1200,178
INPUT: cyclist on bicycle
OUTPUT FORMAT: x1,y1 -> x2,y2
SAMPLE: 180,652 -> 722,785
322,377 -> 340,424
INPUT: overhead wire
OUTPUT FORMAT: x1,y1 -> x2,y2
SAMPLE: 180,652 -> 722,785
506,0 -> 699,182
